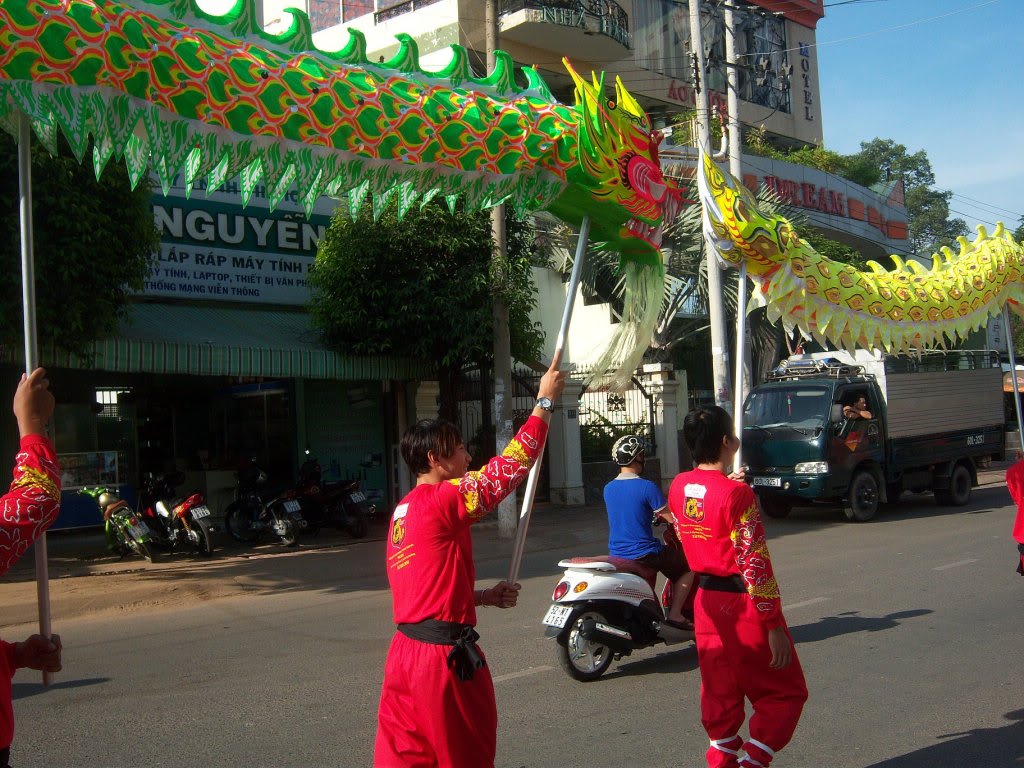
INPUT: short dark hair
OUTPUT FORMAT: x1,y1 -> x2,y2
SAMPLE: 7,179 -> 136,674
683,405 -> 735,464
400,419 -> 463,477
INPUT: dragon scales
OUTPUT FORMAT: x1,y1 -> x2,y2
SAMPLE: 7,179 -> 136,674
0,0 -> 684,386
698,151 -> 1024,353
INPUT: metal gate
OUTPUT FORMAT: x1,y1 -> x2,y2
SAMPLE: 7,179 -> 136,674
578,376 -> 655,463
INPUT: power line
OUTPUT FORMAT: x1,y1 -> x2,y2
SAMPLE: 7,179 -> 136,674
949,193 -> 1023,220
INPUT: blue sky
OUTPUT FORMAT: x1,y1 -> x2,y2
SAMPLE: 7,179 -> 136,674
816,0 -> 1023,231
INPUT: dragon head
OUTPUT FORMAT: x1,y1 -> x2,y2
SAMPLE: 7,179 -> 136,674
548,62 -> 685,269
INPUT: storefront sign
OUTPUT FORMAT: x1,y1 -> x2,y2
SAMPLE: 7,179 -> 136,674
145,177 -> 335,305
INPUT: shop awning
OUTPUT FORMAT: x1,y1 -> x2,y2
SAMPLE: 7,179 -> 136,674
6,303 -> 433,381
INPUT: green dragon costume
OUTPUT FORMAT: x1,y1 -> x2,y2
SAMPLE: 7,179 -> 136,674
0,0 -> 683,387
699,151 -> 1024,353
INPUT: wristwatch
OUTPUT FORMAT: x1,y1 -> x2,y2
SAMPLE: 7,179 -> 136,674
535,396 -> 555,412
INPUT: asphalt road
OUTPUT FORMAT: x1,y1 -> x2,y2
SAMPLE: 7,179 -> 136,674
3,480 -> 1023,768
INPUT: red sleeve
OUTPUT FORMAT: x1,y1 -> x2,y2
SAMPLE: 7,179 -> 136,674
447,416 -> 548,524
0,435 -> 61,577
1008,462 -> 1024,506
728,484 -> 784,630
2,641 -> 15,675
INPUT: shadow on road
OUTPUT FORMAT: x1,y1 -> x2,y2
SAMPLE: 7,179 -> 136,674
790,609 -> 932,644
762,484 -> 1011,540
13,677 -> 109,700
865,709 -> 1024,768
610,644 -> 699,678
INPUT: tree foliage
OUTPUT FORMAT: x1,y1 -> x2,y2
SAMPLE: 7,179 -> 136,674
744,126 -> 880,188
0,133 -> 158,354
308,201 -> 544,417
851,138 -> 968,257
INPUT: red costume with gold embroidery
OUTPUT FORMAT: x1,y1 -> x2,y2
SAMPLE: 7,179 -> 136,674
374,416 -> 547,768
0,435 -> 61,751
669,468 -> 806,768
1005,460 -> 1024,574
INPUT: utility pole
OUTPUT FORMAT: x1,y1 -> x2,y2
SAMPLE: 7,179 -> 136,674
486,0 -> 516,539
724,2 -> 750,467
689,0 -> 732,414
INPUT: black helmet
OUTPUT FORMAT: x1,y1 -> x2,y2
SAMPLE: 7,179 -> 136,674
612,435 -> 645,467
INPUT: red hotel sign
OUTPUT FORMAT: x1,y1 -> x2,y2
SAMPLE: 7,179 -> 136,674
763,176 -> 845,216
759,174 -> 908,241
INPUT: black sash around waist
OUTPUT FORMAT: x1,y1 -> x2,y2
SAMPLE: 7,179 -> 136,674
397,619 -> 486,681
698,573 -> 747,593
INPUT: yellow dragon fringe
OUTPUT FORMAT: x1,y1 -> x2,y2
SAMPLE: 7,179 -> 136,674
698,151 -> 1024,353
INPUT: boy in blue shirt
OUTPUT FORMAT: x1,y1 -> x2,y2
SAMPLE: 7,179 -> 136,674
604,435 -> 693,630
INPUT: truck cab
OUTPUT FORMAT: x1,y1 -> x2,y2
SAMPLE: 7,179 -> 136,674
742,350 -> 1004,522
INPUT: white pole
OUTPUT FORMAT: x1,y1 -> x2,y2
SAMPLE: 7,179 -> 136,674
689,0 -> 732,416
17,111 -> 53,686
725,1 -> 747,470
1004,307 -> 1024,445
507,215 -> 590,585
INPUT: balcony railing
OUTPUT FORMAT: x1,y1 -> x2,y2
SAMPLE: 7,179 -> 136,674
374,0 -> 443,25
499,0 -> 631,49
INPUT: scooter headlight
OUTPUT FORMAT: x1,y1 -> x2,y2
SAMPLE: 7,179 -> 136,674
552,581 -> 570,601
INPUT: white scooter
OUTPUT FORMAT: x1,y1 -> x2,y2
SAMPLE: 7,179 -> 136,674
541,533 -> 695,681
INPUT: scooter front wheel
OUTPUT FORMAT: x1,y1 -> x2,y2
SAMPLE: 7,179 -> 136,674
558,610 -> 613,682
225,506 -> 261,543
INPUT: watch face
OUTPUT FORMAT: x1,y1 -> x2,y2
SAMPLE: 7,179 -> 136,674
537,397 -> 553,410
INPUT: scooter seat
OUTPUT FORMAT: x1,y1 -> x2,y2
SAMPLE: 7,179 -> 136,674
558,558 -> 617,571
559,556 -> 658,583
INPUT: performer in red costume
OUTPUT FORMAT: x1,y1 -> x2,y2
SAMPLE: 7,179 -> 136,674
374,363 -> 565,768
669,405 -> 807,768
0,368 -> 63,768
1005,452 -> 1024,575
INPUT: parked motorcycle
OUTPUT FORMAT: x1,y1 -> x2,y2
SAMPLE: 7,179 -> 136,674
223,461 -> 306,547
541,519 -> 694,681
80,486 -> 157,562
139,472 -> 215,557
292,456 -> 375,539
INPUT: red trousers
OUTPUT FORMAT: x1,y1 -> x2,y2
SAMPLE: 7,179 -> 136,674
374,633 -> 497,768
695,589 -> 808,768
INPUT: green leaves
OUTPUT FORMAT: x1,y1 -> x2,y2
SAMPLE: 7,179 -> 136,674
0,133 -> 158,355
308,201 -> 544,373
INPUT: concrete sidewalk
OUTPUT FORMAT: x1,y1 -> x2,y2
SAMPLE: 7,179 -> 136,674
7,460 -> 1015,583
2,500 -> 606,582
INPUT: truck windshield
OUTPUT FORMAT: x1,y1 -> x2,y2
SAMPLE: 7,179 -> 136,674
744,386 -> 831,430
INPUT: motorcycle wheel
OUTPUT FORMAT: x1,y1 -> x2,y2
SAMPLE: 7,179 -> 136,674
558,610 -> 613,682
225,506 -> 260,543
191,517 -> 214,557
278,517 -> 298,548
126,528 -> 155,563
345,507 -> 368,539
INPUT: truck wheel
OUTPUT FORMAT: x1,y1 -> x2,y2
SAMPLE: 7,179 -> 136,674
935,464 -> 972,507
844,471 -> 879,522
759,495 -> 792,519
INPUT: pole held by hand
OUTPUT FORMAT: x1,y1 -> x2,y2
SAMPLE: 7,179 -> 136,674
507,216 -> 590,585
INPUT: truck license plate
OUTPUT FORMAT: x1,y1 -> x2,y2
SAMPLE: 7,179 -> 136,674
751,476 -> 781,487
542,604 -> 572,628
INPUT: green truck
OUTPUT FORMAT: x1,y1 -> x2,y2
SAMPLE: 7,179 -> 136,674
741,350 -> 1005,522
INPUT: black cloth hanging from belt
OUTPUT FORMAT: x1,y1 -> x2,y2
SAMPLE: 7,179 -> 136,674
1016,543 -> 1024,576
397,619 -> 486,681
698,573 -> 748,593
